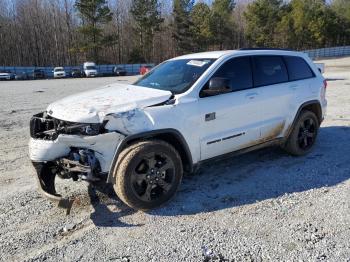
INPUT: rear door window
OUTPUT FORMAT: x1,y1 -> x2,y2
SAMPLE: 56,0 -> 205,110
253,56 -> 288,87
284,56 -> 315,81
212,56 -> 253,91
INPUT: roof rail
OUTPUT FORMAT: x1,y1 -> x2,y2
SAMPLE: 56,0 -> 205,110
239,48 -> 294,51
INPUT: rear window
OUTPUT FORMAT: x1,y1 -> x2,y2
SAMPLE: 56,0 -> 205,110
284,56 -> 314,81
253,56 -> 288,86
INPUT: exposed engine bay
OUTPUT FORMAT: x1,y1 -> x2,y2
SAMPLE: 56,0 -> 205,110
56,148 -> 102,182
30,112 -> 106,140
30,112 -> 106,182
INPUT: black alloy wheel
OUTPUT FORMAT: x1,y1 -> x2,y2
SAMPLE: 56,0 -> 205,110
114,140 -> 183,210
283,110 -> 319,156
297,117 -> 317,150
130,152 -> 175,202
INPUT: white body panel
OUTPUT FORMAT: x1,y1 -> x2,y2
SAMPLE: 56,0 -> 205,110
315,63 -> 325,74
29,50 -> 327,172
47,83 -> 172,123
197,91 -> 261,160
29,132 -> 124,172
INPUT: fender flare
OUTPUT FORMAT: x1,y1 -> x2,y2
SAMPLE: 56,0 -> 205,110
284,99 -> 322,141
107,128 -> 193,183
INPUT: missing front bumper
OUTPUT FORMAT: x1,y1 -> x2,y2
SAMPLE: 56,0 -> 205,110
32,161 -> 61,201
32,158 -> 100,215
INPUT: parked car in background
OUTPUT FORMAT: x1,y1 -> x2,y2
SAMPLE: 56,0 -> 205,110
15,72 -> 29,80
83,62 -> 98,77
71,68 -> 83,78
139,65 -> 152,75
29,69 -> 46,80
0,70 -> 15,80
53,67 -> 66,78
113,66 -> 127,76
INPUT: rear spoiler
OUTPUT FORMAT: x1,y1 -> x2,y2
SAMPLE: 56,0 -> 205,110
315,63 -> 325,74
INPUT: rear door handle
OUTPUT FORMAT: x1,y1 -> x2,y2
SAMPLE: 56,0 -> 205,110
245,92 -> 258,99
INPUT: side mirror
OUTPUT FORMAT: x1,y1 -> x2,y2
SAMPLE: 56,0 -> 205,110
202,77 -> 231,96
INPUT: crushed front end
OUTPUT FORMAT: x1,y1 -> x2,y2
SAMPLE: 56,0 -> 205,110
29,112 -> 124,202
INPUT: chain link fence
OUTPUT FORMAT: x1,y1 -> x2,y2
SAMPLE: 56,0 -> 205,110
304,46 -> 350,59
2,46 -> 350,78
0,63 -> 155,78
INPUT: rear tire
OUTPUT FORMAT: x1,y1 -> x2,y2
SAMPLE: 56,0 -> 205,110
113,140 -> 183,210
283,110 -> 319,156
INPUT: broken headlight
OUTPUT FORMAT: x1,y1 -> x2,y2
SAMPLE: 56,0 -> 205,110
30,112 -> 105,140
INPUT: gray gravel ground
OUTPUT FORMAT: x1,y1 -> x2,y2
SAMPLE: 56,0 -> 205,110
0,58 -> 349,262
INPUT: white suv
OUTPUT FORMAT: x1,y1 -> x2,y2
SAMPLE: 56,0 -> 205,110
29,49 -> 327,210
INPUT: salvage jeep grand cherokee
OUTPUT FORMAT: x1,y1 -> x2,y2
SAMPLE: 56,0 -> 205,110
29,49 -> 327,210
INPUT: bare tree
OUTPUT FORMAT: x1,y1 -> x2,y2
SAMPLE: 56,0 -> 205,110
0,0 -> 349,67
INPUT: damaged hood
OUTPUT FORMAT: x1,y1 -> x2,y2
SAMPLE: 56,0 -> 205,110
47,83 -> 172,123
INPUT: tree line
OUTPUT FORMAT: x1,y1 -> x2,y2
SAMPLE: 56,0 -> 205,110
0,0 -> 349,66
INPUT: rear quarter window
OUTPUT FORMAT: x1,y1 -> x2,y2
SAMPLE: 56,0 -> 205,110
253,56 -> 288,87
284,56 -> 315,81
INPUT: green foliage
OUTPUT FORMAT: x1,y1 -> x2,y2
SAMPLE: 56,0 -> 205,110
75,0 -> 112,24
175,0 -> 235,53
131,0 -> 164,62
75,0 -> 113,62
245,0 -> 350,50
275,0 -> 346,49
128,48 -> 146,63
191,3 -> 212,51
290,0 -> 328,49
331,0 -> 350,45
209,0 -> 235,49
173,0 -> 195,54
332,0 -> 350,21
244,0 -> 284,47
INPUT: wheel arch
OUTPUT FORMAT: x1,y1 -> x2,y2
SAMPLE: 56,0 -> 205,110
107,128 -> 194,183
285,100 -> 322,140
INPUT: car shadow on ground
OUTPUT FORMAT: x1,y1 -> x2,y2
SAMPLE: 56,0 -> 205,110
88,126 -> 350,225
326,78 -> 346,81
88,183 -> 143,227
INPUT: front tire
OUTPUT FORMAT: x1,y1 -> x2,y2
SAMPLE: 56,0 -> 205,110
113,140 -> 183,210
284,110 -> 319,156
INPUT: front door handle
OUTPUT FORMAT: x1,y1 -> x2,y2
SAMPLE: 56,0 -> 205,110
205,112 -> 216,121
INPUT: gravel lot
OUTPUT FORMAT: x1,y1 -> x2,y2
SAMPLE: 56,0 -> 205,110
0,58 -> 349,262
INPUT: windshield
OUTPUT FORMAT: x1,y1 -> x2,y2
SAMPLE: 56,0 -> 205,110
86,66 -> 96,70
134,59 -> 215,94
54,68 -> 64,72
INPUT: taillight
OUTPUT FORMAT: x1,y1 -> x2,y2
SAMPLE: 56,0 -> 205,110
323,79 -> 327,89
